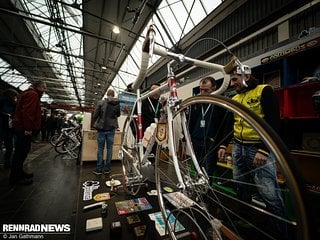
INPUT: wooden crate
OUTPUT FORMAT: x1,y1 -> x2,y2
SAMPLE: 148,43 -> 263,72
81,130 -> 122,163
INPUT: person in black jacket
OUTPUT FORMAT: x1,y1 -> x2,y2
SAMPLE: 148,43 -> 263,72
141,83 -> 163,162
0,88 -> 18,168
141,83 -> 162,132
93,89 -> 120,175
188,77 -> 228,181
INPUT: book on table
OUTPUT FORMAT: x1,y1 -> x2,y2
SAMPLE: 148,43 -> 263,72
148,210 -> 185,236
163,191 -> 196,208
115,197 -> 152,215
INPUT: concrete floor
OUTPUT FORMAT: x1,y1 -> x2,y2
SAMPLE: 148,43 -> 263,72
0,141 -> 159,240
0,142 -> 79,239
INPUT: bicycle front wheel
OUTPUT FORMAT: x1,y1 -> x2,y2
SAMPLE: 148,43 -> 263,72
50,133 -> 62,146
120,115 -> 142,195
155,94 -> 309,240
54,138 -> 78,154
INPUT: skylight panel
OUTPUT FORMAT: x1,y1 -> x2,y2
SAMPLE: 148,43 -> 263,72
188,0 -> 206,26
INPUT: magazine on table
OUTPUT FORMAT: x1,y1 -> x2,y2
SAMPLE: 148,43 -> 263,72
163,191 -> 196,208
148,210 -> 185,236
115,197 -> 152,215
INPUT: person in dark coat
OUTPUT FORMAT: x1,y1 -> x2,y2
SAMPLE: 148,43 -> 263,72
40,109 -> 47,141
92,89 -> 120,175
10,80 -> 47,185
0,88 -> 18,168
46,114 -> 57,141
188,77 -> 228,181
141,83 -> 163,133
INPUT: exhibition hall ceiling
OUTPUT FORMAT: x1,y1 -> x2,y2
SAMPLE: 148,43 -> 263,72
0,0 -> 221,109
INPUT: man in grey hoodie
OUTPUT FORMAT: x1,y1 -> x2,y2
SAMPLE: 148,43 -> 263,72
93,89 -> 120,175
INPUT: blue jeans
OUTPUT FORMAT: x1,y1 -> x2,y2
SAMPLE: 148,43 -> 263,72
97,129 -> 115,172
232,142 -> 287,235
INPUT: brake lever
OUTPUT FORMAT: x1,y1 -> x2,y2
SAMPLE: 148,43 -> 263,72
234,58 -> 248,88
147,24 -> 156,58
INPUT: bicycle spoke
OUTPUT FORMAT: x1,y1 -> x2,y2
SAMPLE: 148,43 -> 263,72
155,95 -> 308,240
120,115 -> 142,195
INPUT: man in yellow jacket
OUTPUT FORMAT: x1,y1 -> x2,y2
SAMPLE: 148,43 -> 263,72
218,64 -> 287,238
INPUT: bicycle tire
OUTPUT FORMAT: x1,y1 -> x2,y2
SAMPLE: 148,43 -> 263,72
50,133 -> 62,146
54,138 -> 78,154
155,94 -> 309,240
120,115 -> 142,195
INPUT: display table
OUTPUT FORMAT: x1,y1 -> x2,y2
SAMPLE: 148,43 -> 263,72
75,162 -> 160,240
81,130 -> 122,164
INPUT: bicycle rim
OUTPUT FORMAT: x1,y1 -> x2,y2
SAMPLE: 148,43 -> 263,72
120,115 -> 142,195
50,134 -> 61,146
155,94 -> 309,240
55,138 -> 77,154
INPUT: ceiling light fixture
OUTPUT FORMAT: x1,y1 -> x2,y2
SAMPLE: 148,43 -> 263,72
101,66 -> 107,70
113,25 -> 120,34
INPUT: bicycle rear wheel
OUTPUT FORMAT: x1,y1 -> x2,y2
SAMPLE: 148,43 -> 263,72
155,94 -> 309,240
120,115 -> 142,195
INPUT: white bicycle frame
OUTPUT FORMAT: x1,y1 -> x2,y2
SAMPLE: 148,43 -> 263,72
125,24 -> 240,191
120,24 -> 310,240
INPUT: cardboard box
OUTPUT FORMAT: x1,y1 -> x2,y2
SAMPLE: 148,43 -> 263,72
114,131 -> 122,145
81,130 -> 122,163
112,145 -> 121,160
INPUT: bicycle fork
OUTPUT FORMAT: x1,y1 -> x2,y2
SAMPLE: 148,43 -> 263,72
167,105 -> 209,192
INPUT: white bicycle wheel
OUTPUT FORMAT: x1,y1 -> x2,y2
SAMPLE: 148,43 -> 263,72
50,133 -> 63,146
120,115 -> 143,195
155,95 -> 309,240
54,137 -> 78,154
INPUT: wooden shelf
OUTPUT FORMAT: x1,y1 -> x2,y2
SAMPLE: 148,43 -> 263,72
216,161 -> 285,184
290,150 -> 320,185
212,182 -> 236,197
217,161 -> 233,169
290,150 -> 320,156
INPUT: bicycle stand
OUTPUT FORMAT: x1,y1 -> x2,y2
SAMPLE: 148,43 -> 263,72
106,173 -> 124,192
110,172 -> 150,194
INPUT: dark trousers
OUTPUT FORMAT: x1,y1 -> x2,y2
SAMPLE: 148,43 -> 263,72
2,129 -> 15,164
41,128 -> 47,141
193,141 -> 217,180
10,130 -> 32,181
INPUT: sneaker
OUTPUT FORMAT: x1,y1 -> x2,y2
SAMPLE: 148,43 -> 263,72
93,170 -> 103,175
105,170 -> 111,174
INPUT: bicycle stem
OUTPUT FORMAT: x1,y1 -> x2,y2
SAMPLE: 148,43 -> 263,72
132,24 -> 231,95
